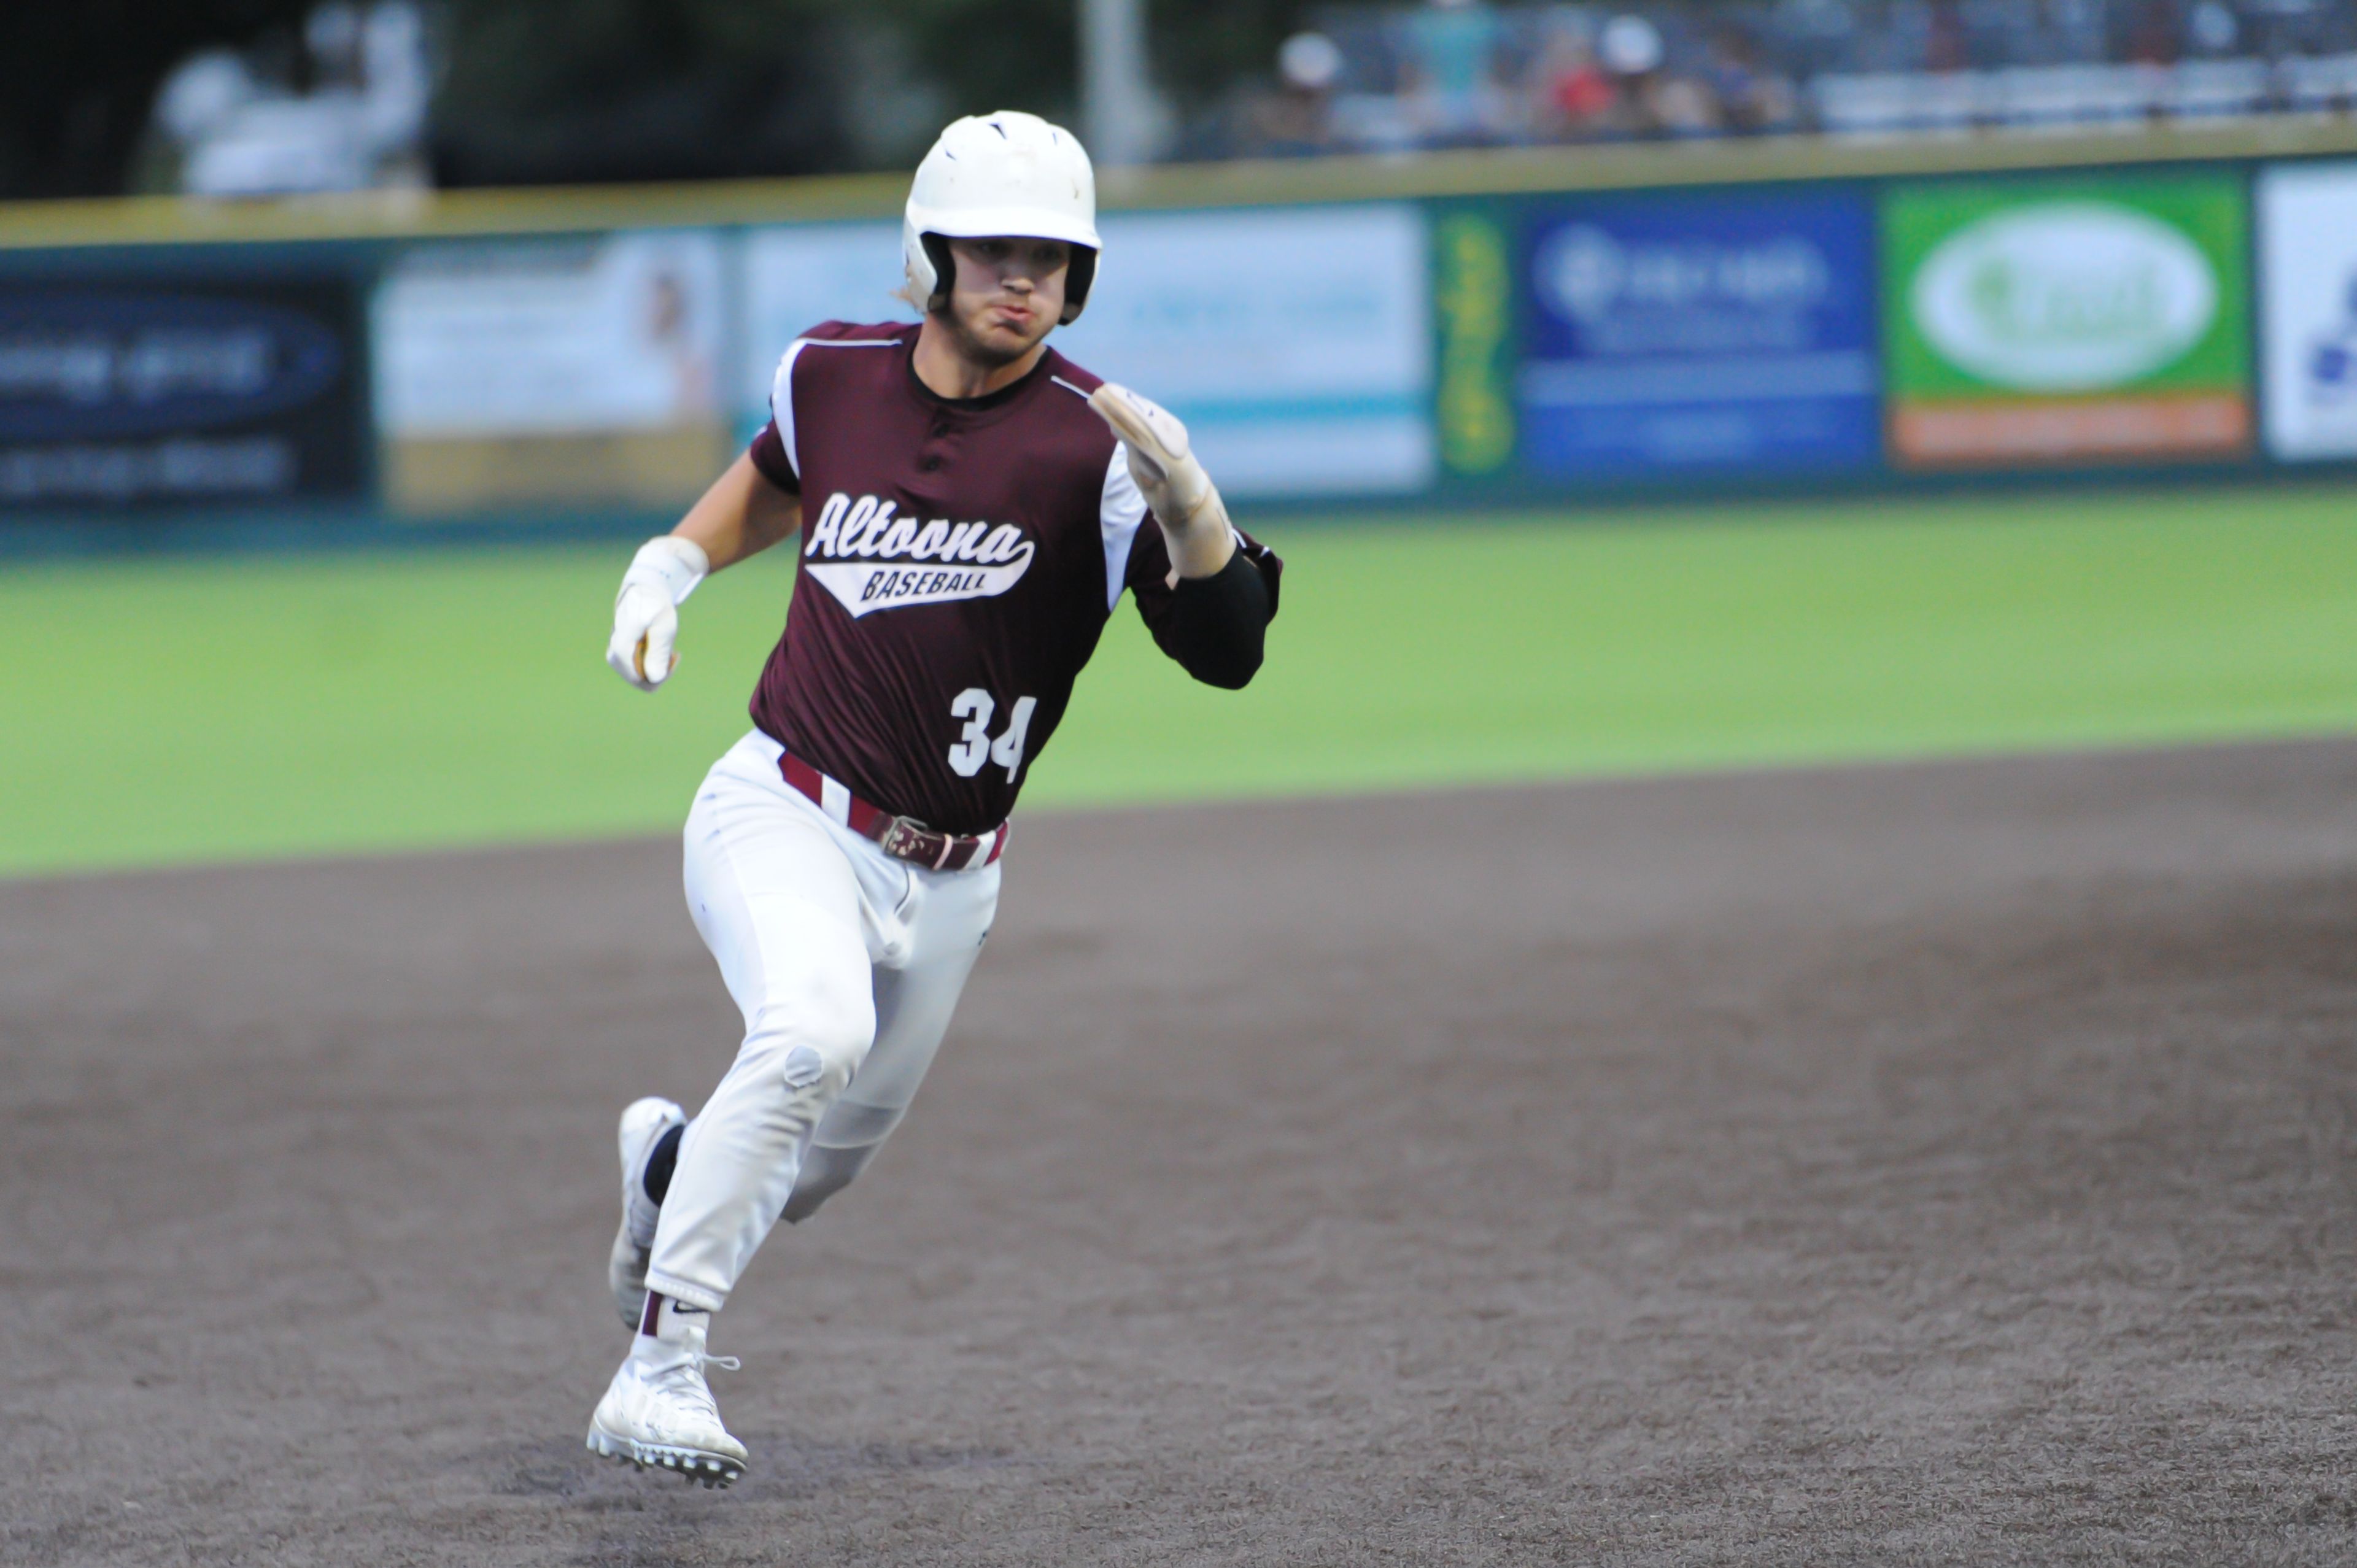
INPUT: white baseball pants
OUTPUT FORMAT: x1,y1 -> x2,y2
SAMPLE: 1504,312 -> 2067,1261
643,729 -> 999,1313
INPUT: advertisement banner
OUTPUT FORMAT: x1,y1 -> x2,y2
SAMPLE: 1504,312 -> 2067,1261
1881,174 -> 2250,466
2258,160 -> 2357,462
0,277 -> 365,508
1514,188 -> 1880,480
374,231 -> 727,512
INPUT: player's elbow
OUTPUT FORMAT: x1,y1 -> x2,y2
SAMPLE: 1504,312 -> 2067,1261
1180,633 -> 1263,689
1162,553 -> 1272,690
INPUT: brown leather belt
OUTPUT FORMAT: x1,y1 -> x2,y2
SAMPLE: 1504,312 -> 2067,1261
780,752 -> 1008,872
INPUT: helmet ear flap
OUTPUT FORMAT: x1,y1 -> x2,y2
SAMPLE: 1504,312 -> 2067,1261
919,233 -> 956,315
1060,247 -> 1098,325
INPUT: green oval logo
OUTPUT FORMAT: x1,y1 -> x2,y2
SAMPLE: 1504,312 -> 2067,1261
1912,203 -> 2216,391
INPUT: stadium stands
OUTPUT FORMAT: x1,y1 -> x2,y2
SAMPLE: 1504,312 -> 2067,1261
1204,0 -> 2357,160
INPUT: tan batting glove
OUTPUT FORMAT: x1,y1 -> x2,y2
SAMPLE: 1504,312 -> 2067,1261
1088,383 -> 1237,580
606,535 -> 710,692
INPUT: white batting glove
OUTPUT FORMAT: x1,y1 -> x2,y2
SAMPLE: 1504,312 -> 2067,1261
1087,383 -> 1237,579
606,535 -> 710,692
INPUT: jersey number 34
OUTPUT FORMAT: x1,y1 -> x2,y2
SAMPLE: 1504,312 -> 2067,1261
946,689 -> 1037,784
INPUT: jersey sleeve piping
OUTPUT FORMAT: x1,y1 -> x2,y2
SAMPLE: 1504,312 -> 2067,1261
768,333 -> 904,480
768,341 -> 811,482
1097,444 -> 1150,613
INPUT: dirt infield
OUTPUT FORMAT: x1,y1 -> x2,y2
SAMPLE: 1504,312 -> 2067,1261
7,742 -> 2357,1566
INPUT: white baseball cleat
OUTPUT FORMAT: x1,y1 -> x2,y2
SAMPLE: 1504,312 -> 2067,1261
609,1097 -> 686,1330
587,1299 -> 748,1488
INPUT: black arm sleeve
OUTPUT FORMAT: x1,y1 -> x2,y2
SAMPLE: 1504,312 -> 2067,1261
1150,550 -> 1274,690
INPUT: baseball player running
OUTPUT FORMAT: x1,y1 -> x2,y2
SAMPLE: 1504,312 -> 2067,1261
586,110 -> 1282,1487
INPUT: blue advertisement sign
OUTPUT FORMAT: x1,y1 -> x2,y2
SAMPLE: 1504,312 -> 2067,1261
0,277 -> 366,508
1516,188 -> 1880,479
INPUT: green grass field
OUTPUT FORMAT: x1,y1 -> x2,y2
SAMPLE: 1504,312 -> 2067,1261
7,483 -> 2356,879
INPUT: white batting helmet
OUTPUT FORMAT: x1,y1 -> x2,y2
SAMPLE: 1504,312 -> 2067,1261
902,110 -> 1101,325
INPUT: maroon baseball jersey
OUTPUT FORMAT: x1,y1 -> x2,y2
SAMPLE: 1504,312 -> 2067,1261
744,321 -> 1282,837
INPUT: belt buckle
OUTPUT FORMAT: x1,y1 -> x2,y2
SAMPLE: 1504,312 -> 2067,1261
878,816 -> 937,865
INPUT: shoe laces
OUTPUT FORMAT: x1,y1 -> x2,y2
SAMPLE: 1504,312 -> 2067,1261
645,1343 -> 741,1378
641,1344 -> 741,1412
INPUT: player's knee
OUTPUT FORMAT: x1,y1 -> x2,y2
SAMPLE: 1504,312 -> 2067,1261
746,989 -> 874,1091
780,1142 -> 878,1223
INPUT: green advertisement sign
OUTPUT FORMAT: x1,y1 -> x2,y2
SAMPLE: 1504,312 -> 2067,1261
1879,173 -> 2250,466
1431,204 -> 1517,478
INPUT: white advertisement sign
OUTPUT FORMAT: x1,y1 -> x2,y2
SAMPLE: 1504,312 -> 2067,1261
1061,204 -> 1433,496
375,231 -> 726,436
736,204 -> 1434,498
2259,161 -> 2357,461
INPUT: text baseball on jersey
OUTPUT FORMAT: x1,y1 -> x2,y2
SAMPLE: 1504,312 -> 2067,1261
802,492 -> 1035,618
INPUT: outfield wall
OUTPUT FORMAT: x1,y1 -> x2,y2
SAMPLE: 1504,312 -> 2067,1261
7,121 -> 2357,535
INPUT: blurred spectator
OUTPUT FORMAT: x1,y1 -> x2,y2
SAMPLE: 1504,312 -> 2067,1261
1403,0 -> 1510,144
1706,25 -> 1799,133
150,0 -> 429,196
1924,0 -> 1970,71
2189,0 -> 2242,53
2127,0 -> 2185,64
1649,72 -> 1726,137
1251,31 -> 1345,155
1533,20 -> 1619,139
1598,13 -> 1668,135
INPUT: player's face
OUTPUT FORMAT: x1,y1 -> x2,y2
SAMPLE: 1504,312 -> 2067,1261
940,236 -> 1070,367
